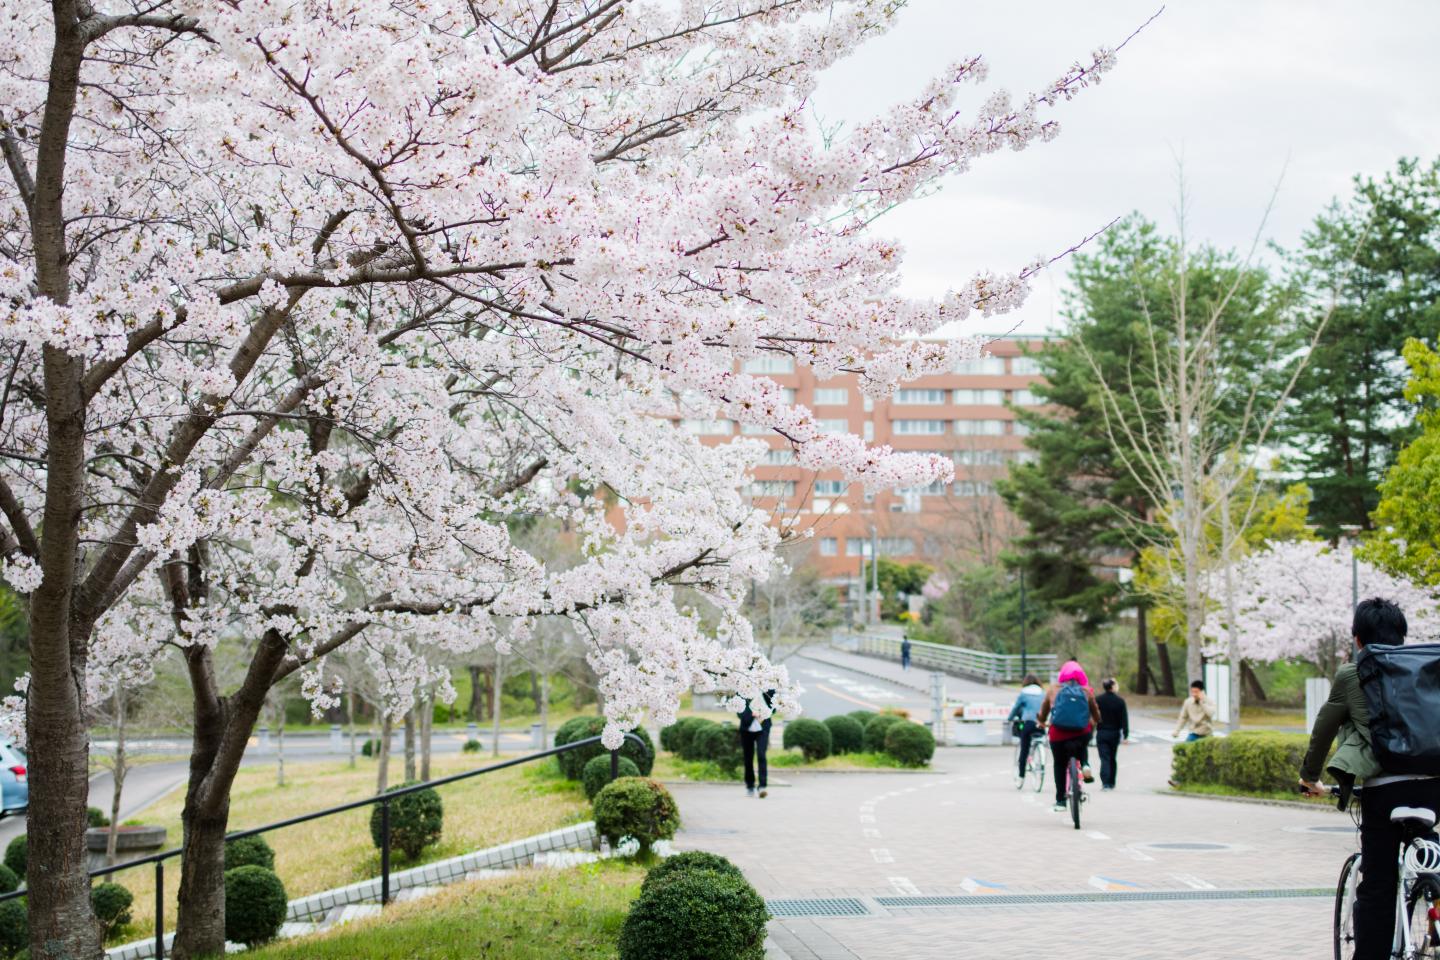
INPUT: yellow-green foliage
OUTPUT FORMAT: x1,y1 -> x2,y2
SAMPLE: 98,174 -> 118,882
1365,338 -> 1440,587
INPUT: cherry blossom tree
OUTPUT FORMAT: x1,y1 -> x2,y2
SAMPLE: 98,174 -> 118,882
1201,539 -> 1440,677
0,1 -> 1134,955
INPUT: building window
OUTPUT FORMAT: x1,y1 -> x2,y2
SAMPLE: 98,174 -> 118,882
780,388 -> 796,404
814,388 -> 849,405
1012,421 -> 1031,437
893,419 -> 947,435
681,419 -> 733,435
878,537 -> 916,557
895,480 -> 947,497
763,448 -> 796,465
820,537 -> 838,556
817,418 -> 849,435
845,537 -> 867,557
814,479 -> 848,496
954,357 -> 1006,375
954,449 -> 1006,466
863,421 -> 874,442
862,395 -> 874,412
751,480 -> 796,498
954,419 -> 1005,436
955,481 -> 995,497
1011,356 -> 1044,375
954,388 -> 1004,405
1016,450 -> 1039,464
743,355 -> 795,375
1011,388 -> 1040,405
895,388 -> 946,405
741,422 -> 770,435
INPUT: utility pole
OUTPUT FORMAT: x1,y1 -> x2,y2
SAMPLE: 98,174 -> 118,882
870,524 -> 880,623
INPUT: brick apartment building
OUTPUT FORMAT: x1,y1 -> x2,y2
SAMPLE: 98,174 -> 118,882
680,337 -> 1053,599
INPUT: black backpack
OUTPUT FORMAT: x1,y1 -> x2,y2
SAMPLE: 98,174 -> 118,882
1356,642 -> 1440,776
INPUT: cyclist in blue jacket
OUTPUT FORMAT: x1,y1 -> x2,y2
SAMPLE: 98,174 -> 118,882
1007,674 -> 1045,782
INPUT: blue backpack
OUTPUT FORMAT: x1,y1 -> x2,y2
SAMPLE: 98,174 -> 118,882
1050,681 -> 1090,731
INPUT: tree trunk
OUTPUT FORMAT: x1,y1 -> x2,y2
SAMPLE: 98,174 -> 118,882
1136,606 -> 1150,696
420,697 -> 432,782
1241,660 -> 1268,702
539,671 -> 551,742
275,704 -> 286,787
467,666 -> 483,721
106,689 -> 127,866
376,714 -> 393,793
528,671 -> 541,712
1155,640 -> 1177,697
403,707 -> 416,782
173,794 -> 231,960
346,689 -> 357,769
491,654 -> 504,758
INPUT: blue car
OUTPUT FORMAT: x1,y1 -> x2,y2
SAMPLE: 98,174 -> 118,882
0,741 -> 27,817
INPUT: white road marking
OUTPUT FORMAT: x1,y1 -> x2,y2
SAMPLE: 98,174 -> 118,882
863,828 -> 882,839
871,848 -> 894,864
1123,846 -> 1156,862
1086,831 -> 1110,841
888,876 -> 921,895
860,815 -> 876,823
1171,873 -> 1216,890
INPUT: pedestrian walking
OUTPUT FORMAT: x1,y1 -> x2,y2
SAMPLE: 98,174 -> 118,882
738,691 -> 774,798
1006,674 -> 1045,783
1095,678 -> 1129,790
900,636 -> 912,670
1038,660 -> 1100,812
1173,679 -> 1216,741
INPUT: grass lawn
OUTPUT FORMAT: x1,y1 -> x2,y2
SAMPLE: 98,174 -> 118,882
1167,781 -> 1336,807
101,755 -> 588,946
249,862 -> 644,960
652,748 -> 912,782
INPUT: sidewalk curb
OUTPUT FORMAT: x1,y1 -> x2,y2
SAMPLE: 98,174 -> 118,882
1156,788 -> 1339,812
802,650 -> 930,694
765,935 -> 795,960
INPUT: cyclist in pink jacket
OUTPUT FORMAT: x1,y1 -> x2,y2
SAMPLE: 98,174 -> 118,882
1038,660 -> 1101,812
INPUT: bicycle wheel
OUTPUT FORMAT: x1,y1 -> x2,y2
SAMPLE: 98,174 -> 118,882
1405,874 -> 1440,959
1030,746 -> 1046,794
1333,852 -> 1358,960
1068,758 -> 1082,830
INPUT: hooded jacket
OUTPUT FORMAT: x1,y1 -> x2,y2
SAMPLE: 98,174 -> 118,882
1038,661 -> 1102,743
1007,684 -> 1045,725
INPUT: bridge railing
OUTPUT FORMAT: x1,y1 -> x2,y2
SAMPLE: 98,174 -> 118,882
851,634 -> 1056,684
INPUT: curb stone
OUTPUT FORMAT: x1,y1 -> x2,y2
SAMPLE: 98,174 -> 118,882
1158,789 -> 1341,812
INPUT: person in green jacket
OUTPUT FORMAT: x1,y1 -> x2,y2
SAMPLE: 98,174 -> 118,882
1300,597 -> 1440,960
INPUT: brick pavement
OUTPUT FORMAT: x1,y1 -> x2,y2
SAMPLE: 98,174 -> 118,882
670,740 -> 1353,959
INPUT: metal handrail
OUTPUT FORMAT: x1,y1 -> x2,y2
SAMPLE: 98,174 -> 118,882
853,634 -> 1057,684
1,732 -> 644,959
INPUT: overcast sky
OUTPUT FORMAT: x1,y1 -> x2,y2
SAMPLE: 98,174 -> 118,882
810,0 -> 1440,338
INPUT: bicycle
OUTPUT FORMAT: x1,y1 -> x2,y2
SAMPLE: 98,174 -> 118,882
1329,786 -> 1440,959
1013,727 -> 1046,793
1066,756 -> 1085,830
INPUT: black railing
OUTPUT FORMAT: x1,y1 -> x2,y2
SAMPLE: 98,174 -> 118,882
1,733 -> 641,959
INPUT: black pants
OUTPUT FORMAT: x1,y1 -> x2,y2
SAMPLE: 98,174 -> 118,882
1356,778 -> 1440,960
1096,729 -> 1122,788
1016,721 -> 1038,778
1050,735 -> 1091,806
741,725 -> 770,790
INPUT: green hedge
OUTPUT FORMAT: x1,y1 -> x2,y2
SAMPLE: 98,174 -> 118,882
3,837 -> 24,879
369,782 -> 443,860
224,866 -> 288,947
583,754 -> 640,801
593,777 -> 680,857
555,718 -> 654,779
884,722 -> 935,768
823,715 -> 864,755
224,834 -> 275,872
692,724 -> 742,774
671,718 -> 716,761
862,714 -> 903,753
1170,731 -> 1317,793
0,898 -> 24,958
641,851 -> 744,895
781,719 -> 831,761
92,882 -> 134,938
618,866 -> 768,960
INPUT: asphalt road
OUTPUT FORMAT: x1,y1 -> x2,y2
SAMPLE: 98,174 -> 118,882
786,654 -> 934,719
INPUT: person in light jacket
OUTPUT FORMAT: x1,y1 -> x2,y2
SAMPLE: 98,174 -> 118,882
1173,679 -> 1216,741
1006,674 -> 1045,781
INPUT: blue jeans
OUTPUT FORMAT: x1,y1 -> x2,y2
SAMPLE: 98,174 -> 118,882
1185,732 -> 1207,742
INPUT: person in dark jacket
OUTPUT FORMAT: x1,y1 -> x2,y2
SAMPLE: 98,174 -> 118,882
738,691 -> 775,798
1095,679 -> 1129,791
1300,598 -> 1440,960
900,637 -> 912,670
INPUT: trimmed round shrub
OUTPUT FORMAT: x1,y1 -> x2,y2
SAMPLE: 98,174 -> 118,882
621,725 -> 656,777
0,864 -> 16,895
369,782 -> 443,860
583,753 -> 640,801
593,777 -> 679,856
884,721 -> 935,767
224,834 -> 275,872
822,715 -> 864,755
691,724 -> 741,774
675,719 -> 719,761
846,709 -> 877,727
86,807 -> 110,829
0,897 -> 26,958
658,721 -> 685,753
640,851 -> 744,896
781,719 -> 831,762
360,738 -> 378,758
863,714 -> 903,754
4,836 -> 24,879
461,738 -> 482,754
618,868 -> 768,960
91,882 -> 134,937
223,865 -> 287,948
557,718 -> 655,779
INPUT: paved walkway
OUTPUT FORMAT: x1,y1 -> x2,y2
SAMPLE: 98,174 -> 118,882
671,739 -> 1352,959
